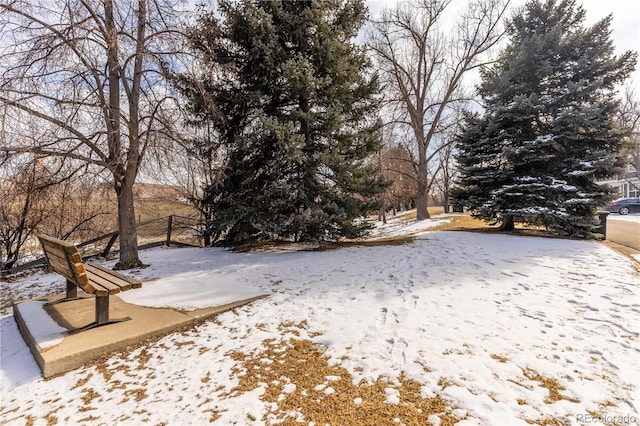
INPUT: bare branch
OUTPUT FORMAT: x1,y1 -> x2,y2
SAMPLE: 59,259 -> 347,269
368,0 -> 510,218
0,0 -> 191,268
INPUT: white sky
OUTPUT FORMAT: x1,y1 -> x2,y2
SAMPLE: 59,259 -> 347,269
366,0 -> 640,89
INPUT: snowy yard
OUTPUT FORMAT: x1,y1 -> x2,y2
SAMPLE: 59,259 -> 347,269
1,216 -> 639,425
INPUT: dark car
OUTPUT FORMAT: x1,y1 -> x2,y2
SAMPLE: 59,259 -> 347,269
605,198 -> 640,215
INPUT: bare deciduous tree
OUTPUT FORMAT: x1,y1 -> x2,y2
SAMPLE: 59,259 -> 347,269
429,136 -> 456,211
0,156 -> 50,269
368,0 -> 510,219
0,0 -> 186,268
0,153 -> 99,268
143,125 -> 224,246
379,138 -> 418,215
45,173 -> 114,242
617,83 -> 640,173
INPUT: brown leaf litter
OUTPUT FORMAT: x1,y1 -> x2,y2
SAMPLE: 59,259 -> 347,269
226,328 -> 459,425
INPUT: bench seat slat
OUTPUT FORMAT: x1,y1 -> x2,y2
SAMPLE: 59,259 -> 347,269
87,263 -> 141,288
79,280 -> 108,296
85,264 -> 132,292
85,271 -> 121,295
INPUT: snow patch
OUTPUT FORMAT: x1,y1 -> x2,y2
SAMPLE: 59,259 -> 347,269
16,301 -> 66,349
385,387 -> 400,405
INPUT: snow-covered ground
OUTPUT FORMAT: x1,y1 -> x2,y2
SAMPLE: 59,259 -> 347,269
1,216 -> 639,425
363,213 -> 453,239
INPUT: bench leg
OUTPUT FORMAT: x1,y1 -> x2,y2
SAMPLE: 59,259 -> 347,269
96,295 -> 110,325
67,295 -> 132,334
67,279 -> 78,299
45,279 -> 91,306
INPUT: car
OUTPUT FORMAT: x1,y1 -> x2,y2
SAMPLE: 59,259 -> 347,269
604,198 -> 640,215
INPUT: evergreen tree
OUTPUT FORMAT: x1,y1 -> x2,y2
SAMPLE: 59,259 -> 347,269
454,0 -> 637,237
180,0 -> 386,246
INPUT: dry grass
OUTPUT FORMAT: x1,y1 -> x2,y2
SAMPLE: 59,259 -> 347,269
490,354 -> 509,363
428,214 -> 490,232
338,209 -> 570,251
525,417 -> 568,426
375,207 -> 491,234
226,323 -> 459,425
64,182 -> 198,236
339,235 -> 417,249
385,208 -> 593,242
521,368 -> 580,405
4,183 -> 201,266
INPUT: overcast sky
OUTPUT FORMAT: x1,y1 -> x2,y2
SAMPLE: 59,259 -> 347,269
365,0 -> 640,89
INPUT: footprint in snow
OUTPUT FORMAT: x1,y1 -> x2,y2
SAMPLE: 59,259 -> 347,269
378,307 -> 388,327
389,337 -> 408,364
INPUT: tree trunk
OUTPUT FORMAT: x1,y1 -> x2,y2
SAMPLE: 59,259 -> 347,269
498,215 -> 515,231
203,217 -> 212,247
380,207 -> 387,224
1,1 -> 184,268
443,170 -> 451,213
114,181 -> 143,269
416,147 -> 430,220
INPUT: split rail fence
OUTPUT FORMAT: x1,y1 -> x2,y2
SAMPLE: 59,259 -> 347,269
4,215 -> 204,275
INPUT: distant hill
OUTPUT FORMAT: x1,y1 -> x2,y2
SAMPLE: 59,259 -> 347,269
133,183 -> 184,201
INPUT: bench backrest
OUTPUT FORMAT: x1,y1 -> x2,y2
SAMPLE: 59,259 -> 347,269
38,234 -> 89,286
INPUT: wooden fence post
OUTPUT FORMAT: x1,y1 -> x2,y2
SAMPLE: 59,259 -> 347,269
101,233 -> 119,258
166,215 -> 173,246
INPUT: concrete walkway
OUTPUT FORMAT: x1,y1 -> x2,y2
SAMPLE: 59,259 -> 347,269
13,292 -> 267,378
606,215 -> 640,250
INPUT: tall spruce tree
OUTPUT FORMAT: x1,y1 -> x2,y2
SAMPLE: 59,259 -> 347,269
180,0 -> 386,246
454,0 -> 637,237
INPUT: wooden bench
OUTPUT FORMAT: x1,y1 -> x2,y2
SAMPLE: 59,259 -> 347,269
38,234 -> 142,334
